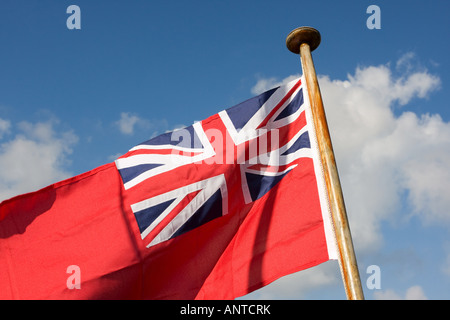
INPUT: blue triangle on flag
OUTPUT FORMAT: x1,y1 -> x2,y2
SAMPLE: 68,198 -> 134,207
246,171 -> 290,202
170,189 -> 223,239
118,163 -> 164,185
134,198 -> 175,234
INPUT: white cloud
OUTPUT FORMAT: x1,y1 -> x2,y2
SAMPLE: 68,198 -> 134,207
396,52 -> 417,72
0,119 -> 78,202
374,285 -> 428,300
251,74 -> 301,95
317,60 -> 445,251
115,112 -> 143,135
346,64 -> 440,106
114,112 -> 170,138
0,118 -> 11,139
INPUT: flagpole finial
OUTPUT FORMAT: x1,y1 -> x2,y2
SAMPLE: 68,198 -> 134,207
286,26 -> 321,54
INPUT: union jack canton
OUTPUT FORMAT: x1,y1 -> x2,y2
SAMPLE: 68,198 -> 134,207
115,77 -> 314,248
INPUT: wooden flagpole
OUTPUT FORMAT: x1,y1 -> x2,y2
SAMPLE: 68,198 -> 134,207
286,27 -> 364,300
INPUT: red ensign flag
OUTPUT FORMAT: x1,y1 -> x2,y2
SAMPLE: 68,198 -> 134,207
0,77 -> 337,299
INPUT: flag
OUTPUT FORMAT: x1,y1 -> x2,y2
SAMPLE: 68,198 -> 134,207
0,76 -> 337,299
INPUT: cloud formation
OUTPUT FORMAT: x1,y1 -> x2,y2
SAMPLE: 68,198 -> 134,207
0,118 -> 11,139
251,75 -> 301,96
318,61 -> 445,251
115,112 -> 145,135
114,112 -> 170,139
0,119 -> 78,202
373,285 -> 428,300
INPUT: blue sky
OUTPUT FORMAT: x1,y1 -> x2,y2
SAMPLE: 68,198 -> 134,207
0,1 -> 449,299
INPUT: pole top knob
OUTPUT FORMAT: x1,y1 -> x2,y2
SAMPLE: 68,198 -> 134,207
286,27 -> 321,54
